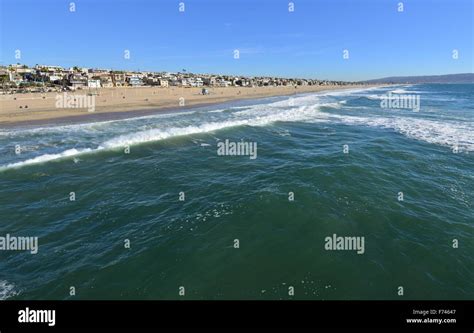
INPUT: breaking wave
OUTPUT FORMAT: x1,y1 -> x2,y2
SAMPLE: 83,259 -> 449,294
0,280 -> 19,300
1,85 -> 472,171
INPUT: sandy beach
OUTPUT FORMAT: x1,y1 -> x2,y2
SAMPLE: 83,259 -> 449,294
0,85 -> 378,127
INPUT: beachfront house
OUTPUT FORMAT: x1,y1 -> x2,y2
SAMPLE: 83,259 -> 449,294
65,73 -> 87,89
87,71 -> 113,88
127,75 -> 143,86
87,79 -> 101,88
202,77 -> 216,86
190,78 -> 203,87
158,78 -> 169,87
232,78 -> 245,86
69,80 -> 87,90
215,79 -> 230,87
168,79 -> 181,87
48,75 -> 64,84
180,78 -> 191,87
111,72 -> 126,87
143,75 -> 156,86
8,71 -> 25,85
101,77 -> 114,88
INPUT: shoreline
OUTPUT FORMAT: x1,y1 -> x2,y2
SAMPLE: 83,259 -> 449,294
0,85 -> 385,129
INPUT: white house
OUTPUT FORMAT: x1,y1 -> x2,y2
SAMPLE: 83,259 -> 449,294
158,78 -> 169,87
87,79 -> 101,88
49,75 -> 63,82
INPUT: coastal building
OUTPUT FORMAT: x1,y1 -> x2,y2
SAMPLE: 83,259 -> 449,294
69,80 -> 87,89
180,78 -> 190,87
190,77 -> 203,87
8,71 -> 25,85
158,78 -> 169,87
216,79 -> 230,87
101,78 -> 114,88
128,75 -> 143,86
111,73 -> 126,87
1,63 -> 356,93
87,79 -> 101,88
48,75 -> 64,83
144,76 -> 158,85
202,77 -> 216,86
168,79 -> 181,87
15,67 -> 33,74
35,65 -> 63,72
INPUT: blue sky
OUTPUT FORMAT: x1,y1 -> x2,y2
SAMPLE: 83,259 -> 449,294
0,0 -> 472,81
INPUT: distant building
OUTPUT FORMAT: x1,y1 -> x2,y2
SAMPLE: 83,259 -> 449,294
202,77 -> 216,86
180,78 -> 190,87
158,78 -> 169,87
87,79 -> 101,88
35,65 -> 63,72
70,80 -> 87,89
15,67 -> 33,74
48,75 -> 63,83
111,73 -> 126,87
8,72 -> 25,85
128,75 -> 143,86
168,79 -> 181,87
2,63 -> 356,93
216,79 -> 230,87
191,78 -> 203,87
101,79 -> 114,88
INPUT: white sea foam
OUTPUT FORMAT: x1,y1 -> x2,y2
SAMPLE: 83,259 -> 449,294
233,94 -> 323,116
317,86 -> 382,96
101,104 -> 325,149
0,110 -> 197,138
0,87 -> 368,139
391,89 -> 410,94
0,280 -> 19,300
101,121 -> 249,148
366,94 -> 383,100
1,86 -> 469,171
207,109 -> 227,113
0,148 -> 97,170
320,101 -> 346,109
328,114 -> 474,152
0,101 -> 328,170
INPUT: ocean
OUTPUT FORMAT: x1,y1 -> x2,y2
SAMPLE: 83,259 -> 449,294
0,84 -> 472,300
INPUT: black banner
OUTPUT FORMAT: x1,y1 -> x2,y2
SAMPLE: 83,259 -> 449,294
0,300 -> 472,331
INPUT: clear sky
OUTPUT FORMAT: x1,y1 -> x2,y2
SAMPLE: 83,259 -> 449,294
0,0 -> 472,81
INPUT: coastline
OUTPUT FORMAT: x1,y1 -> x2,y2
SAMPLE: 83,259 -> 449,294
0,84 -> 383,128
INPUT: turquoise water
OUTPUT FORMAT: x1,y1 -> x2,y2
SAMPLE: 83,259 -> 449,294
0,84 -> 472,300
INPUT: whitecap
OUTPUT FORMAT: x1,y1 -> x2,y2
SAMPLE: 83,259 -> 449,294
0,280 -> 19,300
0,148 -> 98,171
328,114 -> 474,152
